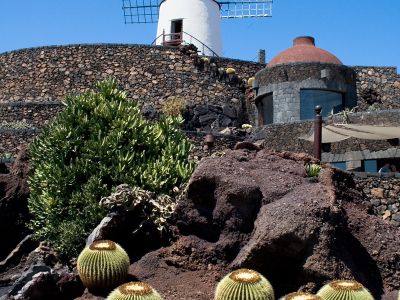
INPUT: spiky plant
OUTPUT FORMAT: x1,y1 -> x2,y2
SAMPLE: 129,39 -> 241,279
214,268 -> 274,300
106,282 -> 163,300
316,280 -> 374,300
305,163 -> 322,177
77,240 -> 130,291
28,78 -> 194,258
280,292 -> 322,300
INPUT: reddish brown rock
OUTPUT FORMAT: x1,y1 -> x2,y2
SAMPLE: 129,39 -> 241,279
371,187 -> 385,198
128,150 -> 399,299
0,146 -> 31,260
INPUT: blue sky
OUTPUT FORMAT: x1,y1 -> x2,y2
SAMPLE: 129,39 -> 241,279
0,1 -> 399,69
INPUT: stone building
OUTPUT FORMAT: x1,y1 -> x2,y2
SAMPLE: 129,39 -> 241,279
0,40 -> 399,171
254,36 -> 357,125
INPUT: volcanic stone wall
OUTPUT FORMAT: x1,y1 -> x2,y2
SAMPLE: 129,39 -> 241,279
355,176 -> 400,226
353,66 -> 400,110
0,44 -> 263,157
0,129 -> 38,158
252,109 -> 400,164
0,102 -> 63,128
0,44 -> 262,105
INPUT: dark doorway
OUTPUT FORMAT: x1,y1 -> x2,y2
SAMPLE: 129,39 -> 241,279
171,19 -> 183,36
256,93 -> 273,125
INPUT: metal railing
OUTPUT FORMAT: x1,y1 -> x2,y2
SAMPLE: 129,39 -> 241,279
151,31 -> 219,57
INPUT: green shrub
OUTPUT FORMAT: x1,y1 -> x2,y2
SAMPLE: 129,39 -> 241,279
161,96 -> 186,117
28,78 -> 194,258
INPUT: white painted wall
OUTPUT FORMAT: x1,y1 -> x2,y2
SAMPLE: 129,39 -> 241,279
156,0 -> 222,56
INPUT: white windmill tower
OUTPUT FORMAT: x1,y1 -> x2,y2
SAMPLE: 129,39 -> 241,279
122,0 -> 273,57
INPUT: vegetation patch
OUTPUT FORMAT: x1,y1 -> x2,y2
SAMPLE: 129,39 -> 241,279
28,78 -> 194,258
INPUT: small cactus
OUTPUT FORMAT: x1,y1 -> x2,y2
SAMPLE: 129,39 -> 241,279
280,292 -> 322,300
201,57 -> 210,63
77,240 -> 130,291
248,77 -> 255,87
214,268 -> 274,300
316,280 -> 374,300
226,67 -> 236,75
106,282 -> 163,300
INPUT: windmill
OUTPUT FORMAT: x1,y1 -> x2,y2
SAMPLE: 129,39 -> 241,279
122,0 -> 273,56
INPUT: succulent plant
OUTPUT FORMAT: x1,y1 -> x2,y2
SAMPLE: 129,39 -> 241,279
201,57 -> 210,63
316,280 -> 374,300
77,240 -> 130,290
280,291 -> 322,300
106,282 -> 163,300
214,268 -> 274,300
226,67 -> 236,75
305,163 -> 322,177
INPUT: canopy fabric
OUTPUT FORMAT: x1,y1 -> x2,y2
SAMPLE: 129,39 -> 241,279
299,124 -> 400,143
338,124 -> 400,139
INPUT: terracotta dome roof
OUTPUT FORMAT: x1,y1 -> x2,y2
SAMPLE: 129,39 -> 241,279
268,36 -> 342,67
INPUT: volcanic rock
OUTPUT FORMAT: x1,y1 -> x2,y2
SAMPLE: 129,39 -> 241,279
129,149 -> 399,299
0,147 -> 31,260
0,243 -> 84,300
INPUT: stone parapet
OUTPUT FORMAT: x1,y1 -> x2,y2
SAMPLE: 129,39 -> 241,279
353,66 -> 400,110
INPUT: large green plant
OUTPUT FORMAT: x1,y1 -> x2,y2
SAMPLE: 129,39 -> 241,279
28,78 -> 194,258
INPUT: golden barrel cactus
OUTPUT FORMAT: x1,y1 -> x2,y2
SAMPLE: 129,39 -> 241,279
77,240 -> 130,290
214,268 -> 274,300
106,282 -> 163,300
317,280 -> 374,300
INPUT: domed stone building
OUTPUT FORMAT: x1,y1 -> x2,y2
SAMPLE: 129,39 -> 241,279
254,36 -> 357,125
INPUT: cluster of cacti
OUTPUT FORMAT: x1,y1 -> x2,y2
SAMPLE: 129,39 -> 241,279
305,163 -> 322,177
279,292 -> 321,300
77,240 -> 130,290
317,280 -> 374,300
214,268 -> 274,300
76,245 -> 377,300
106,282 -> 163,300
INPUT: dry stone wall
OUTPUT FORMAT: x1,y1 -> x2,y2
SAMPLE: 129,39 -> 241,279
0,102 -> 63,129
355,177 -> 400,226
0,129 -> 38,157
251,109 -> 400,163
0,44 -> 262,106
353,66 -> 400,110
0,44 -> 263,157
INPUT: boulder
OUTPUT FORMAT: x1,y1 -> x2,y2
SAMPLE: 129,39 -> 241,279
0,243 -> 84,300
129,150 -> 399,299
0,147 -> 31,260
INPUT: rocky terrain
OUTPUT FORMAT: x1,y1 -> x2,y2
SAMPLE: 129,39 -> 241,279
355,177 -> 400,225
0,148 -> 399,299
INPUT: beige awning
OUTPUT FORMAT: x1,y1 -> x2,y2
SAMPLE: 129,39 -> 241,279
337,124 -> 400,140
299,124 -> 400,143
